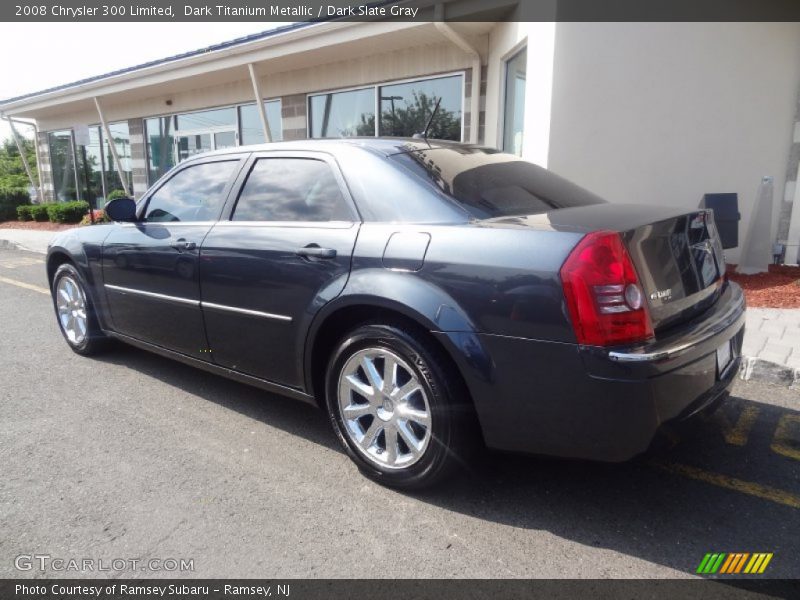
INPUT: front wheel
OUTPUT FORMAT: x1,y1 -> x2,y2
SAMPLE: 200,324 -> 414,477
325,322 -> 476,489
51,263 -> 108,355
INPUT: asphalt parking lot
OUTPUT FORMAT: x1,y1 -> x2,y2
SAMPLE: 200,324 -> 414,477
0,246 -> 798,579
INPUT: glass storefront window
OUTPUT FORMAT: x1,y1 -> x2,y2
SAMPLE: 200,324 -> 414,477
239,100 -> 283,144
145,116 -> 176,183
378,75 -> 463,141
75,126 -> 104,205
308,88 -> 376,138
175,106 -> 237,131
503,47 -> 527,156
103,121 -> 132,197
48,130 -> 77,202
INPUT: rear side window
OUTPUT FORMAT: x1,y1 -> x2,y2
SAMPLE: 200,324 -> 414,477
390,146 -> 606,219
144,160 -> 238,222
232,158 -> 354,222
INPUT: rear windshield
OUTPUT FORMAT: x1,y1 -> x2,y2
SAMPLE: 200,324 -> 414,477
389,145 -> 606,219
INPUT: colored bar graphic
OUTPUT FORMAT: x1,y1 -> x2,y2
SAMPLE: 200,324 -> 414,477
699,553 -> 773,575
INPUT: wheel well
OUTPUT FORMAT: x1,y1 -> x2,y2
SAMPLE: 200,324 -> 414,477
308,304 -> 474,413
46,252 -> 72,286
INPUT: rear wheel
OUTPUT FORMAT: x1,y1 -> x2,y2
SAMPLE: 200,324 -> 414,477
51,263 -> 108,355
325,322 -> 475,489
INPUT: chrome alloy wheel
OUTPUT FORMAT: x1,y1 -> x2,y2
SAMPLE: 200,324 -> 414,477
337,347 -> 432,470
56,275 -> 88,345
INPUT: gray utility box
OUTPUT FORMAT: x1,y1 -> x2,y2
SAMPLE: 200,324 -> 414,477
700,193 -> 740,249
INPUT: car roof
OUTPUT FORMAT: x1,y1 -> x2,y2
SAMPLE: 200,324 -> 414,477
191,137 -> 494,160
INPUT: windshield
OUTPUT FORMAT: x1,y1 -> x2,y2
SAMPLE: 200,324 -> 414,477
389,144 -> 606,219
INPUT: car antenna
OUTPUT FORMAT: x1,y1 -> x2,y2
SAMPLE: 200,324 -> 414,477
413,97 -> 441,144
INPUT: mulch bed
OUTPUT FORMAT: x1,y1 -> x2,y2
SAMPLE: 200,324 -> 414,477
0,221 -> 78,232
727,264 -> 800,309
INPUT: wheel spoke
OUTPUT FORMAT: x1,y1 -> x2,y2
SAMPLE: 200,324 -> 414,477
383,423 -> 398,464
397,418 -> 423,454
393,379 -> 421,402
382,356 -> 398,393
343,374 -> 375,401
359,420 -> 381,450
360,356 -> 383,392
342,402 -> 372,419
58,288 -> 70,303
400,406 -> 430,427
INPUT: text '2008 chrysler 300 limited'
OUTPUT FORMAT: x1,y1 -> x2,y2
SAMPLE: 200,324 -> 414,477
47,139 -> 745,489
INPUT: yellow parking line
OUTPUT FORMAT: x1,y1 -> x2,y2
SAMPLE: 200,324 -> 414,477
649,460 -> 800,509
772,415 -> 800,461
0,274 -> 50,295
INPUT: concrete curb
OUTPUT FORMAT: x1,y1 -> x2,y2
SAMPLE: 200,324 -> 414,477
740,356 -> 799,388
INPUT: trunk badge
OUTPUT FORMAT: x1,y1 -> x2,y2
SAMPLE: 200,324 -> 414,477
650,289 -> 672,301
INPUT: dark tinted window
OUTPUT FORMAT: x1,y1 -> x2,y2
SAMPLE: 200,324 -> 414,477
144,160 -> 237,222
233,158 -> 353,222
390,145 -> 606,219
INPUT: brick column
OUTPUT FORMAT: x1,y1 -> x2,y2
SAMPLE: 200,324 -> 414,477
281,94 -> 307,141
128,118 -> 148,199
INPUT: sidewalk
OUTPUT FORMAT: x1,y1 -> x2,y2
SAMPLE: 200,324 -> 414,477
0,227 -> 797,386
0,229 -> 57,254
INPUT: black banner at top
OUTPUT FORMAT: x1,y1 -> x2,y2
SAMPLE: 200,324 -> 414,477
3,0 -> 800,22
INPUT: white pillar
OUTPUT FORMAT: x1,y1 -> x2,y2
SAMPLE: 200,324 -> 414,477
248,63 -> 272,143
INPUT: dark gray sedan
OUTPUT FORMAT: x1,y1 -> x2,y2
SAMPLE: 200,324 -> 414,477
47,139 -> 745,488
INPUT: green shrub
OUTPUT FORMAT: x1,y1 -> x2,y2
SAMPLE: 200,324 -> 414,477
46,201 -> 90,224
106,189 -> 129,202
0,188 -> 30,221
16,204 -> 33,221
30,203 -> 50,222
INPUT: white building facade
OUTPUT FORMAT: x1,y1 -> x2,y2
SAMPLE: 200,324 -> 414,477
2,14 -> 799,264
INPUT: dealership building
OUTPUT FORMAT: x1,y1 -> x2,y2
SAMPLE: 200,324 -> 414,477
1,3 -> 799,264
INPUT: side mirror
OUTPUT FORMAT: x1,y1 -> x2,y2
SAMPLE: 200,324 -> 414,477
105,197 -> 137,222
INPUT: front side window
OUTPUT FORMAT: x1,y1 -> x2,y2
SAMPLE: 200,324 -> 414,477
308,88 -> 376,138
378,75 -> 463,140
144,160 -> 238,222
232,158 -> 353,222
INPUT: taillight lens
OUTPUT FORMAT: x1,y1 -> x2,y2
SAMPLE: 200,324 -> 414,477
560,231 -> 654,346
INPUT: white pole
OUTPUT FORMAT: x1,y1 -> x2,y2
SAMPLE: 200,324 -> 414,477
93,96 -> 132,198
248,63 -> 272,143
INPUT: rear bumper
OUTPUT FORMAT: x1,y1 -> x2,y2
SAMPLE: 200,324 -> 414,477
451,282 -> 745,461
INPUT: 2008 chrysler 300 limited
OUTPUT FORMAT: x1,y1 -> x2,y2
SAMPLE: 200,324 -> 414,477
47,139 -> 745,488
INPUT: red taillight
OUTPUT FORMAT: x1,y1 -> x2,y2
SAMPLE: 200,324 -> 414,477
560,231 -> 654,346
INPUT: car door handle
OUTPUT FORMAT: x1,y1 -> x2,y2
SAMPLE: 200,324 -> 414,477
296,244 -> 336,259
171,238 -> 197,252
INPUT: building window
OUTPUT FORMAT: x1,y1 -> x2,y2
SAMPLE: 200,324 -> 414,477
308,75 -> 464,141
175,106 -> 237,131
75,126 -> 104,205
308,87 -> 376,138
378,74 -> 462,140
145,116 -> 176,183
102,122 -> 132,198
48,130 -> 77,202
503,47 -> 527,156
239,100 -> 283,144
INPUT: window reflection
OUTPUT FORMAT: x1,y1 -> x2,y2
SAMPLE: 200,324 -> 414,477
103,122 -> 132,197
233,158 -> 352,222
144,161 -> 238,222
309,88 -> 376,138
239,101 -> 283,144
503,48 -> 527,156
379,75 -> 462,140
176,107 -> 237,131
145,116 -> 176,183
48,130 -> 76,202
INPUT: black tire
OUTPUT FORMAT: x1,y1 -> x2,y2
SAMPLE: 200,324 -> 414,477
51,263 -> 108,356
325,321 -> 476,489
